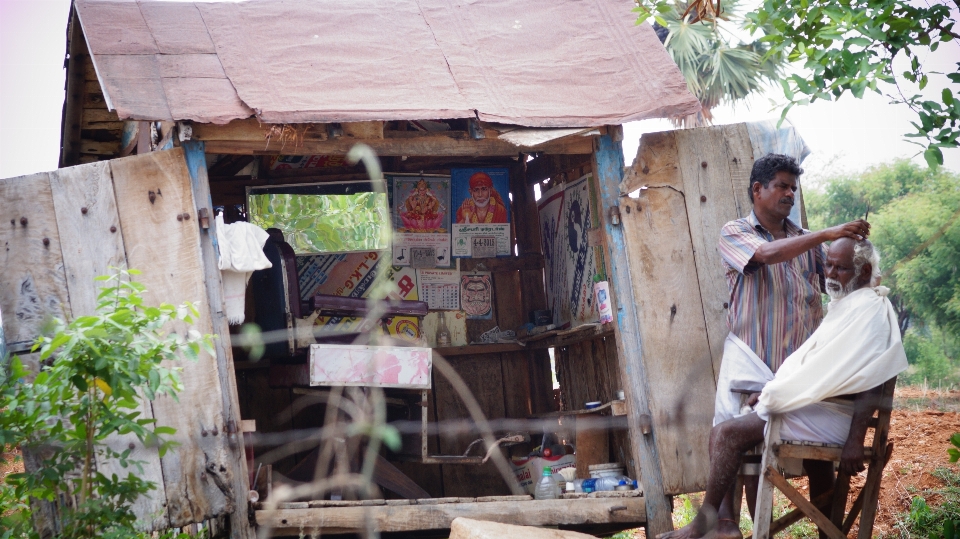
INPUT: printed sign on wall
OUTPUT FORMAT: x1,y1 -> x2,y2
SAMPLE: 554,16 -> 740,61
538,174 -> 602,328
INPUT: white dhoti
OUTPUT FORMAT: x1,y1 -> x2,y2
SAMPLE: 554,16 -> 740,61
715,333 -> 855,444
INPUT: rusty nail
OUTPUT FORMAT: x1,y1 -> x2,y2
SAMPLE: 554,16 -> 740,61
81,207 -> 88,214
182,212 -> 190,220
42,238 -> 50,246
200,472 -> 207,481
177,214 -> 183,222
148,191 -> 156,204
201,429 -> 208,437
220,465 -> 226,472
110,226 -> 117,233
723,302 -> 729,309
211,427 -> 219,436
670,305 -> 677,316
700,195 -> 707,203
701,161 -> 707,168
19,217 -> 27,226
9,219 -> 13,225
128,442 -> 136,450
733,157 -> 738,163
641,165 -> 649,174
625,205 -> 631,214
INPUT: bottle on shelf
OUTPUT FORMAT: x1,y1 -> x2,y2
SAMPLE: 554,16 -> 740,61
436,311 -> 451,347
534,466 -> 561,500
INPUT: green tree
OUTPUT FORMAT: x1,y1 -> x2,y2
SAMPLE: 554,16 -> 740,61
636,0 -> 959,165
805,160 -> 960,381
0,270 -> 212,538
652,1 -> 784,126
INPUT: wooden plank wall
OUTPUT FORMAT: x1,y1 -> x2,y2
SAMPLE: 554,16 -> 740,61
616,125 -> 756,495
71,37 -> 122,165
0,150 -> 249,532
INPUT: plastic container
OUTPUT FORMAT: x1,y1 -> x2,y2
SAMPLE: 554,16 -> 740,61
614,480 -> 632,492
583,476 -> 631,492
588,463 -> 625,478
534,466 -> 562,500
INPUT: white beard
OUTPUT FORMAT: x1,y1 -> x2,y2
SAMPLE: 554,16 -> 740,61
474,198 -> 489,208
825,277 -> 857,301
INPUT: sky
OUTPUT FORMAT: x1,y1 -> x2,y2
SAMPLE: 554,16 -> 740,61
1,0 -> 957,181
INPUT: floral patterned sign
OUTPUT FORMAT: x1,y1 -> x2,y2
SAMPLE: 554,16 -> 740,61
309,344 -> 432,389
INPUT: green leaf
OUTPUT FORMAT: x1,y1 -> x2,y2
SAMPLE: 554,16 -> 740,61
154,426 -> 176,436
71,375 -> 88,392
924,146 -> 944,167
943,88 -> 954,106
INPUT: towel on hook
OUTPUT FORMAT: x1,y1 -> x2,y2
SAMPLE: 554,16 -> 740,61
216,213 -> 272,324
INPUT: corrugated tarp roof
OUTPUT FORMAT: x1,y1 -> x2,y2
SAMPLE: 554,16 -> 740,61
75,0 -> 701,127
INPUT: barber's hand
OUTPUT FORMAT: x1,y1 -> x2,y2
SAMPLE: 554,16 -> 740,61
826,219 -> 871,241
747,392 -> 761,407
840,440 -> 866,475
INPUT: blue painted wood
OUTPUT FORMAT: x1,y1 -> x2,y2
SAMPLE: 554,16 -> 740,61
593,134 -> 674,535
181,141 -> 255,539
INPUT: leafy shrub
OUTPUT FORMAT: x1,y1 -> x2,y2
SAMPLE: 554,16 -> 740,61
0,270 -> 212,539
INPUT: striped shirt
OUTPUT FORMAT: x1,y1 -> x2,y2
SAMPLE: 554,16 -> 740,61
718,211 -> 825,372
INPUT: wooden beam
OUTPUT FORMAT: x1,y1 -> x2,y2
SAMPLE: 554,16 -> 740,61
743,490 -> 833,539
592,134 -> 674,536
192,119 -> 596,156
764,466 -> 845,539
181,142 -> 255,538
256,497 -> 645,535
60,8 -> 85,168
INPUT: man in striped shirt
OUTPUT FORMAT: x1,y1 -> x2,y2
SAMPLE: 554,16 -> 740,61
712,153 -> 870,536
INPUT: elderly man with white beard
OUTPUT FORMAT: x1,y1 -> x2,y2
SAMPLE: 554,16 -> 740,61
657,237 -> 908,539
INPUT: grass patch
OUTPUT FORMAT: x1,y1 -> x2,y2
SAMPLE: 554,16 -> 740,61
884,467 -> 960,539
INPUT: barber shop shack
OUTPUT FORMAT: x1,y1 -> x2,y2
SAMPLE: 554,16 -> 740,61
0,1 -> 827,537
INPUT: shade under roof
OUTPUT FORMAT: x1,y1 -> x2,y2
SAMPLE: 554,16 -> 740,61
75,0 -> 701,127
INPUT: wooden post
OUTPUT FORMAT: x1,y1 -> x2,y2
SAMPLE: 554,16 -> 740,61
592,134 -> 673,535
182,141 -> 255,539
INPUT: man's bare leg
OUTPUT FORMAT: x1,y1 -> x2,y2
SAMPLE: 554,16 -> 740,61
657,413 -> 766,539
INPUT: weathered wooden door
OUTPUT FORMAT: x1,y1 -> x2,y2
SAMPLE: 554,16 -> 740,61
0,147 -> 251,537
593,124 -> 790,535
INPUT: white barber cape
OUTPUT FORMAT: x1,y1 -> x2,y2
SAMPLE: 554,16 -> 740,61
755,286 -> 908,420
215,214 -> 272,325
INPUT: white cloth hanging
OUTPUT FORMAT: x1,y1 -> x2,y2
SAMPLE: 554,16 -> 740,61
216,214 -> 272,324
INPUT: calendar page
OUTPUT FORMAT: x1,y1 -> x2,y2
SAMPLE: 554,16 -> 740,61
416,268 -> 460,310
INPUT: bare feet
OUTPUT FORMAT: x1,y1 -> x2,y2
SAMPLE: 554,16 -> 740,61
656,521 -> 697,539
716,519 -> 743,539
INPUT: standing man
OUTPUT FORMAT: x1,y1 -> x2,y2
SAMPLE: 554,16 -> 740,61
712,153 -> 870,536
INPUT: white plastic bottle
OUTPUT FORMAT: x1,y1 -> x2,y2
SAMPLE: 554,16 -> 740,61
534,466 -> 561,500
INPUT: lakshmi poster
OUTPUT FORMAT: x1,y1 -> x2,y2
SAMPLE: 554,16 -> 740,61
537,174 -> 602,328
390,175 -> 452,267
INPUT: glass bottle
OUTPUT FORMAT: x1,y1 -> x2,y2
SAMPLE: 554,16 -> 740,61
436,311 -> 451,347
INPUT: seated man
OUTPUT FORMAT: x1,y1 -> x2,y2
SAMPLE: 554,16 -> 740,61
659,237 -> 908,539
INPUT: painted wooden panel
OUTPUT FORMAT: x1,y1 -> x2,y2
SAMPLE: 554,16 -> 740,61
0,172 -> 71,350
592,134 -> 673,535
49,160 -> 171,530
181,141 -> 253,539
109,149 -> 234,526
720,124 -> 755,220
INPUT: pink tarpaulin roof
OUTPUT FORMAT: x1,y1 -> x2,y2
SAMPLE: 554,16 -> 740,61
75,0 -> 701,127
